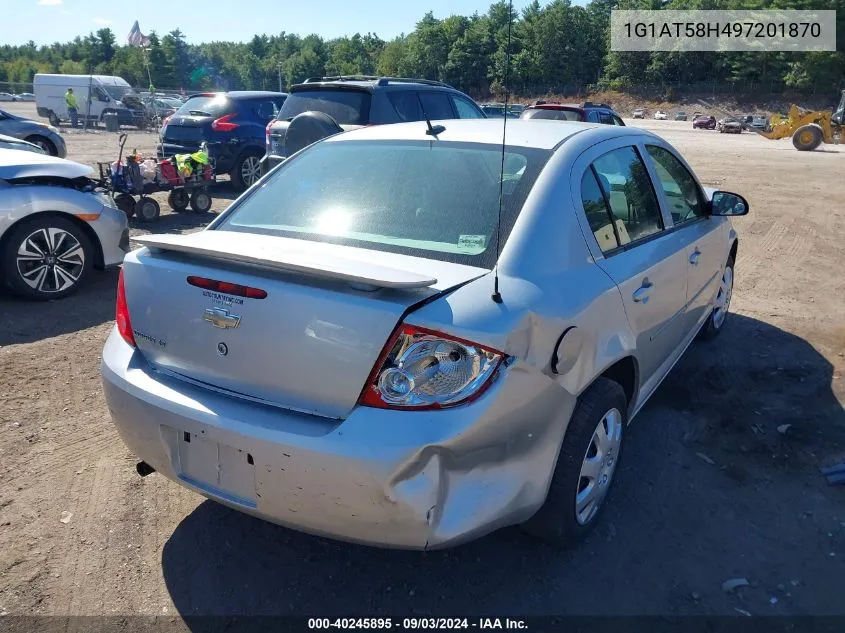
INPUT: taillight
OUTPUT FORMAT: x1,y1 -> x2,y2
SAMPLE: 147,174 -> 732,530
265,119 -> 275,145
115,268 -> 136,347
162,115 -> 171,127
358,324 -> 503,410
211,113 -> 239,132
187,276 -> 267,299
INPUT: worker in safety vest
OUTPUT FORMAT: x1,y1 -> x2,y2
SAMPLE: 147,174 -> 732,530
65,88 -> 78,128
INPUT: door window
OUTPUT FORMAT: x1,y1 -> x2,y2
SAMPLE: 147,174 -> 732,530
591,146 -> 663,245
599,111 -> 614,125
418,92 -> 454,120
581,169 -> 619,253
645,145 -> 706,224
587,110 -> 600,123
387,91 -> 424,122
452,95 -> 484,119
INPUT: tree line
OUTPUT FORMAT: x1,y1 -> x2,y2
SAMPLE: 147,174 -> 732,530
1,0 -> 842,99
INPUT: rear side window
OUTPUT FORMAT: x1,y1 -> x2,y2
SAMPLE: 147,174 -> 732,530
386,91 -> 424,122
453,96 -> 484,119
591,146 -> 663,246
175,95 -> 233,118
598,112 -> 614,125
581,169 -> 619,253
419,92 -> 454,120
521,108 -> 584,122
251,99 -> 283,121
280,90 -> 371,125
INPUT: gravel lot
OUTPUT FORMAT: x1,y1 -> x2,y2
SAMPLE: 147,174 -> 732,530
1,104 -> 844,622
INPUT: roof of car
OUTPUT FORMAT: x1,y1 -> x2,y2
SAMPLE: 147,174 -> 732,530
325,118 -> 649,150
189,91 -> 287,99
291,76 -> 456,92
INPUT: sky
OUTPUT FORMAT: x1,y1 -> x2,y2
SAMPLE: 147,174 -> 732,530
0,0 -> 575,47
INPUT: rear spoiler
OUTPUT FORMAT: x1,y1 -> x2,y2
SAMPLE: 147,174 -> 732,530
133,231 -> 439,290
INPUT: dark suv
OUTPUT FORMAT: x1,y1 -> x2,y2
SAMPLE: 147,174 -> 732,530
261,76 -> 485,175
159,91 -> 287,190
520,101 -> 625,126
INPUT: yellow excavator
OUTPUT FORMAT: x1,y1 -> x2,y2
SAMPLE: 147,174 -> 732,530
762,89 -> 844,151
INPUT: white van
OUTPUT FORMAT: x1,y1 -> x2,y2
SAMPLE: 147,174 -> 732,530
34,74 -> 146,129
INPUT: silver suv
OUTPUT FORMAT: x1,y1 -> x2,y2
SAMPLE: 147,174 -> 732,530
260,75 -> 486,176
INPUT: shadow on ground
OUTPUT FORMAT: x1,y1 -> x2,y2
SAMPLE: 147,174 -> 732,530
0,267 -> 119,345
161,314 -> 844,623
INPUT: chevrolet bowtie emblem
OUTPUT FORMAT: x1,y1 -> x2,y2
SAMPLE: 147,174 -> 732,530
203,307 -> 241,329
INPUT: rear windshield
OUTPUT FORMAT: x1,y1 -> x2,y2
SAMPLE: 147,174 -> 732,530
279,89 -> 371,125
174,95 -> 233,118
521,108 -> 584,122
216,140 -> 550,268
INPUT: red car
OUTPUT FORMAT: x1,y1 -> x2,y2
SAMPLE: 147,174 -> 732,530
693,115 -> 716,130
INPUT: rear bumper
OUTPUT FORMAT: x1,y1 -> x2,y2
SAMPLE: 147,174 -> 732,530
101,330 -> 575,549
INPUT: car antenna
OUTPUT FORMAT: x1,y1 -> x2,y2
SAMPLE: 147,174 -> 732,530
491,0 -> 514,304
417,93 -> 445,137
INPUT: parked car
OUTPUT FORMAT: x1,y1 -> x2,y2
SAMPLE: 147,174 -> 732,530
508,104 -> 525,116
0,93 -> 15,102
718,117 -> 743,134
748,115 -> 771,132
103,119 -> 747,550
0,108 -> 67,157
520,101 -> 625,125
632,108 -> 645,119
34,74 -> 147,129
692,115 -> 717,130
0,149 -> 129,300
654,110 -> 667,120
0,133 -> 46,154
483,103 -> 518,118
262,76 -> 485,176
16,93 -> 36,102
675,111 -> 688,121
158,91 -> 287,190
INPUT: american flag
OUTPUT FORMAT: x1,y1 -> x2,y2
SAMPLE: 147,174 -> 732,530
127,21 -> 151,48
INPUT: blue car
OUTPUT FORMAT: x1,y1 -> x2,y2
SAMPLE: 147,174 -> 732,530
158,91 -> 287,190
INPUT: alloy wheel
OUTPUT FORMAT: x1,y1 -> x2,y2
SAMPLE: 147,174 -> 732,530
575,408 -> 623,526
16,227 -> 85,294
241,156 -> 261,187
712,265 -> 734,329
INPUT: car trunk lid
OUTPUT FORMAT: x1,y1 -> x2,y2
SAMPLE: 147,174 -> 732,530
123,230 -> 488,419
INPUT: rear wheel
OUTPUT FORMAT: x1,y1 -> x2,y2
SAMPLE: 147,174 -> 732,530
25,135 -> 57,156
792,124 -> 824,151
136,196 -> 160,223
189,189 -> 212,213
167,189 -> 189,212
114,193 -> 136,218
522,378 -> 627,546
1,215 -> 93,300
230,150 -> 263,190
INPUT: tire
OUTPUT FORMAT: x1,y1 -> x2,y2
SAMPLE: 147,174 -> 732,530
167,189 -> 189,212
792,124 -> 824,151
230,149 -> 264,191
0,215 -> 93,300
25,135 -> 57,156
114,193 -> 136,218
136,196 -> 161,223
189,189 -> 212,213
48,112 -> 60,127
522,377 -> 628,546
700,256 -> 735,340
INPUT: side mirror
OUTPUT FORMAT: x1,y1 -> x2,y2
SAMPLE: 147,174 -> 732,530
710,191 -> 749,216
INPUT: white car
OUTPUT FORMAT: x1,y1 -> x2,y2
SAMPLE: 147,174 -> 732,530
654,111 -> 667,120
0,149 -> 130,300
0,93 -> 16,102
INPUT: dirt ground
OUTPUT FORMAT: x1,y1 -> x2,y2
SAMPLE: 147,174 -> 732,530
1,104 -> 844,624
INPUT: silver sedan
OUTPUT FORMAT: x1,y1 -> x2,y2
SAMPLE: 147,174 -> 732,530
102,119 -> 747,549
0,107 -> 67,157
0,149 -> 129,300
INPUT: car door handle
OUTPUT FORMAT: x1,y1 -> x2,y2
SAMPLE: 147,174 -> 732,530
632,279 -> 653,303
689,249 -> 701,266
